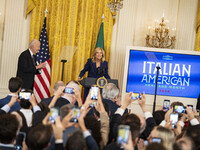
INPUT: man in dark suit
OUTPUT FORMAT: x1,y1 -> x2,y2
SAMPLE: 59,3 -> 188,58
0,77 -> 22,112
41,81 -> 68,109
16,39 -> 46,90
0,114 -> 20,150
102,83 -> 121,119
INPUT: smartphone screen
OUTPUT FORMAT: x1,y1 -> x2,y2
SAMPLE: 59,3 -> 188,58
89,101 -> 96,108
49,107 -> 59,124
152,138 -> 162,143
187,105 -> 193,111
173,105 -> 185,113
170,113 -> 178,128
15,132 -> 26,150
117,125 -> 130,146
19,92 -> 31,100
131,93 -> 141,100
163,100 -> 170,110
71,107 -> 80,123
64,87 -> 74,94
91,87 -> 99,100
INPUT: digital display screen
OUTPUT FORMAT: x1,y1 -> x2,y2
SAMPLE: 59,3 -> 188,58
126,49 -> 200,98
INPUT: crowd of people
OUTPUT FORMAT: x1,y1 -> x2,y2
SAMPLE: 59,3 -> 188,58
0,40 -> 199,150
0,77 -> 200,150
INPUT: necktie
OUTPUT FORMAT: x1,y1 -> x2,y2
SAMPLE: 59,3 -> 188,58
32,55 -> 36,66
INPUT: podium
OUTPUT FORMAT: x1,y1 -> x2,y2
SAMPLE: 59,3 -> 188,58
79,77 -> 118,88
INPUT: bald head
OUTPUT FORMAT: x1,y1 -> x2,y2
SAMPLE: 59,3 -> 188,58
54,81 -> 65,92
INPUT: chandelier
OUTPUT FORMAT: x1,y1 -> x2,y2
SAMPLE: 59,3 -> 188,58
107,0 -> 123,18
145,17 -> 176,49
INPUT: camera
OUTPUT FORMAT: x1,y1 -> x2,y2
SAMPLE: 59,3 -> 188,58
64,87 -> 74,94
71,107 -> 80,123
117,125 -> 130,146
131,93 -> 141,100
49,107 -> 59,124
91,86 -> 99,100
18,91 -> 32,100
173,105 -> 186,113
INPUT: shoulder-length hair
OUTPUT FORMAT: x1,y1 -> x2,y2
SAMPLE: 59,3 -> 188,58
92,47 -> 105,62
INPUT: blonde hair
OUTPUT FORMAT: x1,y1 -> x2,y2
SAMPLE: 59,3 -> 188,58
154,126 -> 175,150
92,47 -> 105,62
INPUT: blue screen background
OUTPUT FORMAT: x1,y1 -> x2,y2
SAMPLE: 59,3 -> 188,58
126,49 -> 200,98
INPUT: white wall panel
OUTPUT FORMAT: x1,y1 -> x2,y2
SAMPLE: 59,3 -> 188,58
0,0 -> 30,98
109,0 -> 199,114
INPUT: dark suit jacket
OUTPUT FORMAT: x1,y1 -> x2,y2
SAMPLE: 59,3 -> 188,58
0,145 -> 16,150
41,96 -> 70,109
140,117 -> 157,140
79,58 -> 110,79
103,99 -> 120,119
16,49 -> 39,90
0,95 -> 21,112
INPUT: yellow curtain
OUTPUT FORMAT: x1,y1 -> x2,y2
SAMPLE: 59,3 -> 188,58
28,0 -> 113,94
195,0 -> 200,51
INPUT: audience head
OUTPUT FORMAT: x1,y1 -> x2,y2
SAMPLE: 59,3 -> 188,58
11,111 -> 23,129
148,126 -> 175,150
60,104 -> 73,120
0,114 -> 20,144
20,99 -> 31,109
53,81 -> 65,95
153,110 -> 166,125
29,39 -> 40,54
64,80 -> 81,104
146,142 -> 167,150
66,80 -> 81,93
120,114 -> 141,146
185,125 -> 200,149
65,130 -> 87,150
9,77 -> 23,93
170,101 -> 184,108
173,136 -> 196,150
92,47 -> 105,62
102,83 -> 120,101
136,113 -> 146,133
27,124 -> 52,150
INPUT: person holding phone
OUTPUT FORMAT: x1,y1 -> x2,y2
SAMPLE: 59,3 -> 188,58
0,77 -> 22,112
77,47 -> 110,100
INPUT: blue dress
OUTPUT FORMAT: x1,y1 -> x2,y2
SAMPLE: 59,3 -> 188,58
79,58 -> 110,100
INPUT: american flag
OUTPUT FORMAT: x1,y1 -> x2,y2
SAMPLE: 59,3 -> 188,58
33,17 -> 51,102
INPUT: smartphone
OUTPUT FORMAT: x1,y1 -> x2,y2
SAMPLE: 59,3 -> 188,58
170,113 -> 179,128
71,107 -> 80,123
49,107 -> 59,124
163,100 -> 170,110
91,86 -> 99,100
117,125 -> 130,146
18,91 -> 32,100
64,87 -> 74,94
15,132 -> 26,150
173,105 -> 185,113
152,138 -> 162,143
89,101 -> 96,108
187,105 -> 193,111
131,93 -> 141,100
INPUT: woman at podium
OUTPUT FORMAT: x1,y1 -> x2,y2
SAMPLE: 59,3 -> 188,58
77,47 -> 110,100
